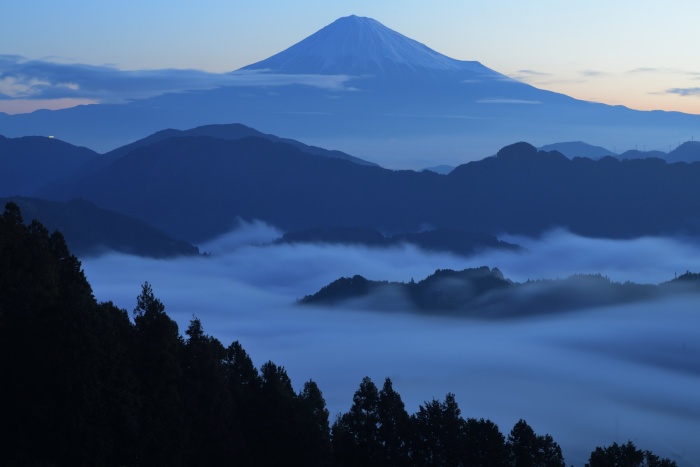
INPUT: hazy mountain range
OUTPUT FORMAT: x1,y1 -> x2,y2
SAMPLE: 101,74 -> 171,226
0,123 -> 376,194
2,15 -> 699,168
5,125 -> 700,252
1,123 -> 522,256
36,137 -> 700,243
539,140 -> 700,162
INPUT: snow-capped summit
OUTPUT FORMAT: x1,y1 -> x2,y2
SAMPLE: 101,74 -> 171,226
240,15 -> 498,76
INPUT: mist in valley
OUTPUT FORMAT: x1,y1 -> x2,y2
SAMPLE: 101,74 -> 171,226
81,223 -> 700,466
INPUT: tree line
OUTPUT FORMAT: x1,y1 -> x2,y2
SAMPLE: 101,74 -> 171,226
0,202 -> 677,466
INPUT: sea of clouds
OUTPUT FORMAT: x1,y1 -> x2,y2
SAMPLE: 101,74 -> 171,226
81,224 -> 700,466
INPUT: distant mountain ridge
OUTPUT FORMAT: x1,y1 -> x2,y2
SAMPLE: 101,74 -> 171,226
537,142 -> 616,160
42,138 -> 700,243
67,123 -> 377,183
102,123 -> 377,167
1,122 -> 378,200
617,149 -> 667,160
421,165 -> 454,174
540,140 -> 700,163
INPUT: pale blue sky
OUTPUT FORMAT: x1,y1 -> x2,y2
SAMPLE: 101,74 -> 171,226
3,0 -> 700,114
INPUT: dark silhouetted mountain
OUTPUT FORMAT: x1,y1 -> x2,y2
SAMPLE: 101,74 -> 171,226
43,138 -> 700,243
2,197 -> 199,258
445,142 -> 700,238
538,142 -> 616,160
43,135 -> 450,242
65,123 -> 377,186
2,16 -> 700,168
421,165 -> 455,174
273,226 -> 521,257
0,135 -> 98,196
667,141 -> 700,163
301,267 -> 675,317
617,149 -> 667,160
103,123 -> 376,170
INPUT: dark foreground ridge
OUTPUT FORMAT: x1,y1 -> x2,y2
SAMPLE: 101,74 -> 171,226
301,266 -> 700,317
0,202 -> 677,466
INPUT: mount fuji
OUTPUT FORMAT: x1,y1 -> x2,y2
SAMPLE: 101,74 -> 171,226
2,15 -> 699,168
241,15 -> 498,76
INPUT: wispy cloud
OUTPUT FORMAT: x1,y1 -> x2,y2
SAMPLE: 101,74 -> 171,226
666,87 -> 700,97
0,55 -> 359,106
0,97 -> 98,115
224,69 -> 359,91
580,70 -> 606,77
517,69 -> 552,77
476,98 -> 541,104
382,113 -> 492,120
509,69 -> 588,86
629,67 -> 700,77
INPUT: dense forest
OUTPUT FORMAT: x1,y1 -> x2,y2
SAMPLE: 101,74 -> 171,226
0,202 -> 677,466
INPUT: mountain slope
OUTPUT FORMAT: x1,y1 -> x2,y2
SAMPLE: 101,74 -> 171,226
104,123 -> 377,166
668,141 -> 700,163
617,149 -> 667,160
538,142 -> 616,160
2,197 -> 199,258
43,135 -> 443,241
69,123 -> 377,181
422,165 -> 455,174
43,138 -> 700,243
241,15 -> 498,77
0,135 -> 98,197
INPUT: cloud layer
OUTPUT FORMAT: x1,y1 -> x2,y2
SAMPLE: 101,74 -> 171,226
81,225 -> 700,466
0,55 -> 358,113
667,87 -> 700,98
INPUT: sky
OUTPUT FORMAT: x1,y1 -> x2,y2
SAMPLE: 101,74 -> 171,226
2,0 -> 700,115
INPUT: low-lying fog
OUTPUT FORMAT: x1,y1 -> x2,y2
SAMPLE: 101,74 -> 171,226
82,225 -> 700,467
